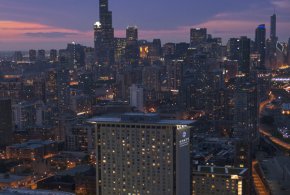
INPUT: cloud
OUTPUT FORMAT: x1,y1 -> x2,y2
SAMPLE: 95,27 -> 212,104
24,32 -> 80,38
271,0 -> 290,8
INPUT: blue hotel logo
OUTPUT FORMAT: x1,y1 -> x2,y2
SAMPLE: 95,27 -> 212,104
183,132 -> 186,138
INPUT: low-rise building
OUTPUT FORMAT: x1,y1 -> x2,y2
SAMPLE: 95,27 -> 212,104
0,174 -> 31,189
192,166 -> 249,195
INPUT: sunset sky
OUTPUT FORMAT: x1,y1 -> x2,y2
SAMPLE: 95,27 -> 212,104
0,0 -> 289,51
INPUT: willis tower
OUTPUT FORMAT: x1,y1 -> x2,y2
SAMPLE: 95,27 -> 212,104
95,0 -> 114,77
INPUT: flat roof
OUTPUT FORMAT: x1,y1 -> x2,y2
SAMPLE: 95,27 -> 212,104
86,117 -> 195,125
56,165 -> 92,177
196,166 -> 247,175
0,187 -> 75,195
0,174 -> 30,183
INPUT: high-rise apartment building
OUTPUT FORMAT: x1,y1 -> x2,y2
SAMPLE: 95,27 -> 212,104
114,38 -> 126,61
13,51 -> 22,62
205,88 -> 234,122
129,84 -> 144,112
33,78 -> 46,103
87,113 -> 193,195
229,38 -> 239,60
29,50 -> 36,61
50,49 -> 57,61
12,101 -> 37,130
190,28 -> 207,48
255,24 -> 266,66
162,43 -> 175,58
38,49 -> 45,60
45,68 -> 70,113
167,60 -> 183,90
234,84 -> 260,148
0,99 -> 12,147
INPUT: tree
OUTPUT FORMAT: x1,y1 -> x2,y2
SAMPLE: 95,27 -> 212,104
260,115 -> 275,125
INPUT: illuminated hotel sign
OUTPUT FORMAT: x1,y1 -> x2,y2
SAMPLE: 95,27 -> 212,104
178,125 -> 189,147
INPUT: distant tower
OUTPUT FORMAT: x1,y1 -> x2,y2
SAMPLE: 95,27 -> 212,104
38,49 -> 45,60
238,36 -> 251,81
125,26 -> 139,66
270,12 -> 276,39
29,50 -> 36,61
255,24 -> 266,66
99,0 -> 115,70
50,49 -> 57,61
0,99 -> 12,147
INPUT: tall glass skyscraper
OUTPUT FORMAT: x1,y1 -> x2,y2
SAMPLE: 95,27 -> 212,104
255,24 -> 266,66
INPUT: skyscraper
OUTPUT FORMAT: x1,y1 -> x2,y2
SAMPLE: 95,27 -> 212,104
125,26 -> 139,66
238,36 -> 251,81
99,0 -> 114,67
190,28 -> 207,48
255,24 -> 266,66
270,13 -> 276,39
29,50 -> 36,61
0,99 -> 12,147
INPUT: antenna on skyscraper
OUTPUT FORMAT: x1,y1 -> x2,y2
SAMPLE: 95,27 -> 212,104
135,22 -> 137,28
274,6 -> 275,14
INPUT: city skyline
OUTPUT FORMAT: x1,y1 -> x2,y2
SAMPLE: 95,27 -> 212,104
0,0 -> 289,51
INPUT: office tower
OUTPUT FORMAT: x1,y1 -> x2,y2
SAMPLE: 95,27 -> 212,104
205,88 -> 234,121
190,28 -> 207,48
229,38 -> 239,60
234,84 -> 260,148
88,113 -> 192,195
129,84 -> 144,112
175,42 -> 190,59
99,0 -> 115,66
162,43 -> 175,58
38,49 -> 45,60
45,69 -> 70,113
121,71 -> 136,101
33,78 -> 46,103
204,69 -> 226,90
220,60 -> 239,82
125,26 -> 139,66
13,51 -> 22,62
167,60 -> 183,90
12,101 -> 36,130
139,45 -> 149,58
178,79 -> 204,110
142,65 -> 160,91
114,38 -> 126,61
255,24 -> 266,66
50,49 -> 57,61
0,99 -> 12,147
78,72 -> 94,94
238,36 -> 251,81
59,49 -> 72,69
29,50 -> 36,61
192,165 -> 249,195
